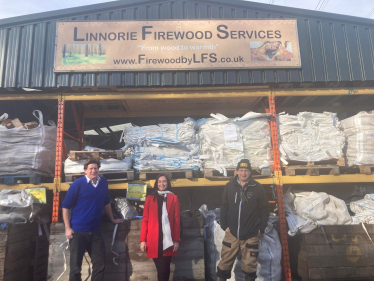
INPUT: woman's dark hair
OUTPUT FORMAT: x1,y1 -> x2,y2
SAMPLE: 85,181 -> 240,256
151,173 -> 172,201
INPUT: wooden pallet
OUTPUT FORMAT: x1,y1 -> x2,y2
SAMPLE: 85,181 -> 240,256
343,165 -> 374,175
47,216 -> 205,281
0,174 -> 42,184
69,150 -> 124,161
283,157 -> 346,167
139,169 -> 194,181
65,170 -> 134,183
284,164 -> 340,176
204,167 -> 271,180
282,157 -> 344,176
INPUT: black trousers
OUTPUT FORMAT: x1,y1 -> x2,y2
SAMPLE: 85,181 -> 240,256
69,230 -> 105,281
153,256 -> 172,281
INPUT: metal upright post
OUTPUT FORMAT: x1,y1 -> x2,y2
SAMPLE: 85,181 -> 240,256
52,94 -> 65,223
70,101 -> 85,150
269,94 -> 292,281
80,102 -> 85,150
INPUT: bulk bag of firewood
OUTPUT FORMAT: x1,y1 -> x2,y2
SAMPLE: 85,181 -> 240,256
278,112 -> 345,163
199,112 -> 272,175
341,111 -> 374,166
0,110 -> 56,176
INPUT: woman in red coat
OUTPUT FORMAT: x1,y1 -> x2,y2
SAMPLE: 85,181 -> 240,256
140,173 -> 180,281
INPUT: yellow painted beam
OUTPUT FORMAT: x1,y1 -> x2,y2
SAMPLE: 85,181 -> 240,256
282,174 -> 374,184
84,108 -> 252,118
63,90 -> 271,101
63,87 -> 374,101
84,105 -> 374,118
274,88 -> 374,96
0,183 -> 66,191
275,105 -> 374,114
1,87 -> 374,102
0,93 -> 59,101
2,174 -> 374,191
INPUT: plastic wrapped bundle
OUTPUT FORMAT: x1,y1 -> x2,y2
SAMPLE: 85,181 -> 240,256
278,112 -> 345,163
64,158 -> 132,174
341,111 -> 374,166
0,190 -> 34,224
112,197 -> 138,220
133,145 -> 201,171
350,194 -> 374,224
64,146 -> 133,174
0,110 -> 56,176
123,117 -> 201,171
121,117 -> 196,146
199,112 -> 272,174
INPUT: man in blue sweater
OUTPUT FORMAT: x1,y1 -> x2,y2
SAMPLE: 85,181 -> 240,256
62,158 -> 122,281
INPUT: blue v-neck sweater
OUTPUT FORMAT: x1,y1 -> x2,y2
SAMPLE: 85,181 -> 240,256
62,176 -> 110,232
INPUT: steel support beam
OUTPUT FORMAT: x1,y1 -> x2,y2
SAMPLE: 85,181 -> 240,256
269,94 -> 292,281
3,174 -> 374,191
0,87 -> 373,101
83,104 -> 374,118
71,101 -> 85,150
52,94 -> 65,223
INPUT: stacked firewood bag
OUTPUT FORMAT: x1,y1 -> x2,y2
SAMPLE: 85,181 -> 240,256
277,112 -> 345,164
121,118 -> 201,171
0,111 -> 56,176
198,112 -> 272,176
341,111 -> 374,166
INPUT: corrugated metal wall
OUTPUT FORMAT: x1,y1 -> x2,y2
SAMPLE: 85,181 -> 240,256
1,0 -> 374,89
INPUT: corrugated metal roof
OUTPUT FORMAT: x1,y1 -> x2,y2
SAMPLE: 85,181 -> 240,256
1,0 -> 374,90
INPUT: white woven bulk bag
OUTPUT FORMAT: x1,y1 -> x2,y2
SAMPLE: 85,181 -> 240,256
199,112 -> 272,174
278,112 -> 345,163
341,111 -> 374,166
0,110 -> 56,176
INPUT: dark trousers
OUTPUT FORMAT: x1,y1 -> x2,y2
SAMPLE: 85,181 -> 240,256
69,230 -> 105,281
153,256 -> 172,281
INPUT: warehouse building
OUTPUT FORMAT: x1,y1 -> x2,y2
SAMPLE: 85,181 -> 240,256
1,0 -> 374,280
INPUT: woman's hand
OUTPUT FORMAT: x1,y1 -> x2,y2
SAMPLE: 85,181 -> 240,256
140,241 -> 147,252
173,241 -> 179,252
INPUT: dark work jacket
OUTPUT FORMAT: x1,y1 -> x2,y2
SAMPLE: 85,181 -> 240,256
220,176 -> 270,240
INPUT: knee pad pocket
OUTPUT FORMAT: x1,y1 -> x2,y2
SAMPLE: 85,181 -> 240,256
222,241 -> 231,248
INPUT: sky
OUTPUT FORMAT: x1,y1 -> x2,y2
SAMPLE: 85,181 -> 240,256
0,0 -> 373,20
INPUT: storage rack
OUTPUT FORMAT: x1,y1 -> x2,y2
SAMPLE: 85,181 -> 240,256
1,87 -> 374,281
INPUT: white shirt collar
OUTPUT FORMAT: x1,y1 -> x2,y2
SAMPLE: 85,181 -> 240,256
85,175 -> 101,187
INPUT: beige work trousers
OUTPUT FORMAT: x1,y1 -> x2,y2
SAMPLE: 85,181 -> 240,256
218,231 -> 260,274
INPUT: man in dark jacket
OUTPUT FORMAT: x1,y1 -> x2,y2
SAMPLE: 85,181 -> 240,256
216,159 -> 270,281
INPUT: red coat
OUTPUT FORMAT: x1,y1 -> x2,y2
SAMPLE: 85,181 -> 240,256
140,193 -> 180,259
